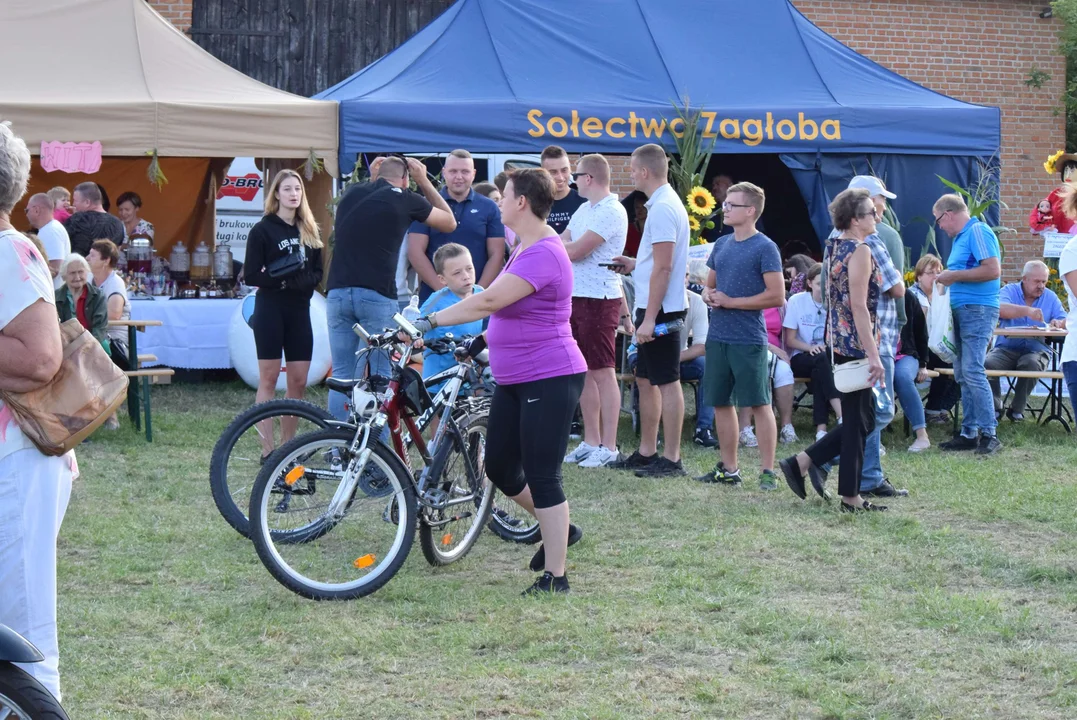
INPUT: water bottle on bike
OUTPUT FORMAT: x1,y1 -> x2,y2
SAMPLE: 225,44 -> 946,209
402,295 -> 422,325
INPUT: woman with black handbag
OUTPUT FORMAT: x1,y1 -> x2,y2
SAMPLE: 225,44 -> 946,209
243,169 -> 323,460
778,188 -> 887,513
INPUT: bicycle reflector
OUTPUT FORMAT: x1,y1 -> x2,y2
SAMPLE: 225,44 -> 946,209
353,554 -> 376,569
441,533 -> 453,546
284,465 -> 305,486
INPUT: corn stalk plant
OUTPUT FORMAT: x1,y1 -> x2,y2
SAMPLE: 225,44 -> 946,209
666,100 -> 720,245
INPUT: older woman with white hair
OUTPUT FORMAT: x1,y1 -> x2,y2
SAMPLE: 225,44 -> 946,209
0,122 -> 75,702
55,253 -> 110,352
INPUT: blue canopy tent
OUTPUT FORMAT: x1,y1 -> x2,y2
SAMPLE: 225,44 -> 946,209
317,0 -> 1001,256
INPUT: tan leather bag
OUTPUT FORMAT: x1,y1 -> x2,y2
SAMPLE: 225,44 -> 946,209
0,319 -> 129,456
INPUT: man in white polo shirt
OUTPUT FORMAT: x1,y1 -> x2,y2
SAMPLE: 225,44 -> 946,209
611,143 -> 691,478
560,154 -> 631,469
25,193 -> 70,289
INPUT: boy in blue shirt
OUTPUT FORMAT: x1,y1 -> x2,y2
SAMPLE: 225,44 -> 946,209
418,243 -> 484,396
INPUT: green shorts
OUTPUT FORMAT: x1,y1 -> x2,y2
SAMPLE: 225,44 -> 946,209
702,341 -> 771,408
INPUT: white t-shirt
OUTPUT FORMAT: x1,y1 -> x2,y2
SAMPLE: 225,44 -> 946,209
782,290 -> 827,357
95,271 -> 130,343
633,183 -> 689,313
0,230 -> 57,462
36,219 -> 70,290
567,193 -> 627,299
681,289 -> 709,352
1059,236 -> 1077,364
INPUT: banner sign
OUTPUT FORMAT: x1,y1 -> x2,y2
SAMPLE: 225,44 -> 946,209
40,141 -> 102,173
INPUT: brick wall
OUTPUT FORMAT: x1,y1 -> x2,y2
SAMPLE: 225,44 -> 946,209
149,0 -> 192,31
794,0 -> 1066,276
152,0 -> 1064,273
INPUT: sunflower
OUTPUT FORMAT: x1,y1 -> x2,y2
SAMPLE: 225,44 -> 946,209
688,215 -> 701,233
1045,150 -> 1066,176
686,186 -> 717,216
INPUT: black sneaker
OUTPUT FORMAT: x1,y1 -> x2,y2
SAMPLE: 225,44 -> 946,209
569,420 -> 583,440
695,462 -> 742,486
635,457 -> 686,478
862,479 -> 909,498
693,428 -> 718,448
939,434 -> 978,452
840,500 -> 888,513
976,435 -> 1003,455
609,450 -> 656,471
807,464 -> 832,502
529,524 -> 584,571
778,457 -> 807,499
522,571 -> 570,595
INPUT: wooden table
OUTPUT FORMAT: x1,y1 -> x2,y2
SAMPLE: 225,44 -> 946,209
108,319 -> 163,434
993,327 -> 1069,430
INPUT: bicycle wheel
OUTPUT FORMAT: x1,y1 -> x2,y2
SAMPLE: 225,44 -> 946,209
0,662 -> 69,720
249,428 -> 417,600
210,399 -> 333,538
487,491 -> 542,544
418,413 -> 494,566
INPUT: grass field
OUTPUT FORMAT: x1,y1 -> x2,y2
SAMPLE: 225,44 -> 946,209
60,379 -> 1077,719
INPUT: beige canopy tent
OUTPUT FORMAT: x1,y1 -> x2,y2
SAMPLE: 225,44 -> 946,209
0,0 -> 339,255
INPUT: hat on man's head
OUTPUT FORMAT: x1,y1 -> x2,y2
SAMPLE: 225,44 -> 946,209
847,175 -> 896,199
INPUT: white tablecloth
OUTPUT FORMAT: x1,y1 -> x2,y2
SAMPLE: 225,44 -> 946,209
129,298 -> 241,369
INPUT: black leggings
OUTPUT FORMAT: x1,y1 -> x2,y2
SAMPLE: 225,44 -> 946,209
804,356 -> 876,498
251,290 -> 313,362
485,372 -> 585,509
789,351 -> 839,427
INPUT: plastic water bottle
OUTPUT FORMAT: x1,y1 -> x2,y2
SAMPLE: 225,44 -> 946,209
653,319 -> 685,337
402,295 -> 421,324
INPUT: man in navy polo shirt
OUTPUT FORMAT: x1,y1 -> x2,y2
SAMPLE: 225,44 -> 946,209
408,149 -> 506,302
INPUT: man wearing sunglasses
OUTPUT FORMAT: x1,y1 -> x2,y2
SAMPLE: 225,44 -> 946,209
541,145 -> 586,235
934,193 -> 1003,455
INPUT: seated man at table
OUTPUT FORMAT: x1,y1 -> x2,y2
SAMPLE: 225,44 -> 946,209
987,260 -> 1067,421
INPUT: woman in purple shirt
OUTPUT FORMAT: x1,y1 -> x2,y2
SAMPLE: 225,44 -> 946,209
413,169 -> 587,594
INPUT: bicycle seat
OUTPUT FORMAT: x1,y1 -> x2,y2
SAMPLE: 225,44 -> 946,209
325,377 -> 362,394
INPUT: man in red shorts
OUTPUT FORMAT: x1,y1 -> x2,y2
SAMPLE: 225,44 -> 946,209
560,154 -> 632,468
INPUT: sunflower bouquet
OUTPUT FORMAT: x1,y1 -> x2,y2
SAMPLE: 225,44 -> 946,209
1045,150 -> 1067,176
685,186 -> 718,245
1045,258 -> 1069,310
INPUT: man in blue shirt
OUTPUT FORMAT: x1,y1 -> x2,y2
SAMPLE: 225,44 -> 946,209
986,260 -> 1067,421
934,194 -> 1003,454
407,149 -> 505,303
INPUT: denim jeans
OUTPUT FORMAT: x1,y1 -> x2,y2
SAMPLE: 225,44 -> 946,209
894,355 -> 927,431
952,304 -> 1000,438
679,356 -> 714,431
1064,361 -> 1077,419
860,354 -> 894,491
326,287 -> 398,421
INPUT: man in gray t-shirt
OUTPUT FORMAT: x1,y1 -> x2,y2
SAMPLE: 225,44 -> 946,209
699,183 -> 785,490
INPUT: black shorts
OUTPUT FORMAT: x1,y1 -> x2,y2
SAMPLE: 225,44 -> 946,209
251,290 -> 314,362
633,308 -> 685,386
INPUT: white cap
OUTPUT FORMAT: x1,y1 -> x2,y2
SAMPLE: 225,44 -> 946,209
847,175 -> 896,199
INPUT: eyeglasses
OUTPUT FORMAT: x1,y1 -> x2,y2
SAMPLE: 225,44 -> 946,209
856,208 -> 879,220
721,202 -> 752,210
571,172 -> 592,180
933,210 -> 950,224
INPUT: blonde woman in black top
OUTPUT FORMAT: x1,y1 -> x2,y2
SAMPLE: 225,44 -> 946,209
244,169 -> 323,459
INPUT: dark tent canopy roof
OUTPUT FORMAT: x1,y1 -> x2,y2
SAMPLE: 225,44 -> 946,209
318,0 -> 1000,169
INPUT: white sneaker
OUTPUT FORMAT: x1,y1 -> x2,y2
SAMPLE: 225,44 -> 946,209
816,429 -> 827,441
578,446 -> 621,468
880,445 -> 887,457
779,424 -> 798,444
739,427 -> 758,448
563,442 -> 598,464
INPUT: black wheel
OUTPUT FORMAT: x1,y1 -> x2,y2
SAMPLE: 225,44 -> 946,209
418,413 -> 494,566
487,491 -> 541,544
0,662 -> 69,720
249,428 -> 417,600
210,399 -> 333,538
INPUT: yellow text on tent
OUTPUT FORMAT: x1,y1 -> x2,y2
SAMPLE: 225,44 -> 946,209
526,109 -> 842,146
